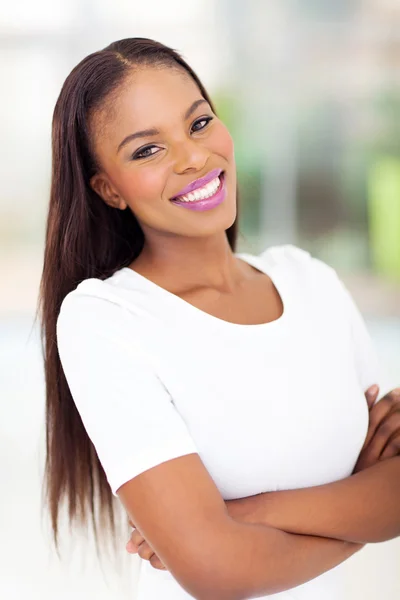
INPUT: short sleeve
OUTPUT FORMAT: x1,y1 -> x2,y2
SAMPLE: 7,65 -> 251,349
333,276 -> 393,402
309,254 -> 393,403
56,291 -> 199,496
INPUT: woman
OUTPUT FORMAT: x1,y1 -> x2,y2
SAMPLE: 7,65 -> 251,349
39,37 -> 400,599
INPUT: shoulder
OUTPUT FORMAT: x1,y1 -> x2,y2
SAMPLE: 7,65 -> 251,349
258,244 -> 340,285
56,275 -> 143,354
58,269 -> 142,324
56,283 -> 160,376
259,243 -> 311,266
58,279 -> 119,326
253,244 -> 351,308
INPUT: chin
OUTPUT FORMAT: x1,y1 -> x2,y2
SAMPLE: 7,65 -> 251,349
197,207 -> 237,238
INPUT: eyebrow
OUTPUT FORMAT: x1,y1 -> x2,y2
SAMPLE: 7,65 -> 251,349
116,98 -> 209,153
184,98 -> 208,120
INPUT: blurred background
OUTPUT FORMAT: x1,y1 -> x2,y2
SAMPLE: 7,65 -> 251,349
1,0 -> 399,598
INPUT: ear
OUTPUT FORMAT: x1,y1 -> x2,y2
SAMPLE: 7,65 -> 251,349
90,173 -> 127,210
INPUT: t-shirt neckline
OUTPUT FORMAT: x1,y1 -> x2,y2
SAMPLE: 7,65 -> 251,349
119,252 -> 288,331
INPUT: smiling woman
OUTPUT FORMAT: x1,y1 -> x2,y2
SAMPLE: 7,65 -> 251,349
87,64 -> 236,239
38,37 -> 397,600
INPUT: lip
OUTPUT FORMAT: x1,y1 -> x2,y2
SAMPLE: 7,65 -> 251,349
170,167 -> 223,200
170,171 -> 227,212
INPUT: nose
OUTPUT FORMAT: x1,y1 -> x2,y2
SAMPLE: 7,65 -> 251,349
172,138 -> 210,175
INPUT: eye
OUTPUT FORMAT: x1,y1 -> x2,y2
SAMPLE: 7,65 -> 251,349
191,116 -> 214,133
132,145 -> 160,160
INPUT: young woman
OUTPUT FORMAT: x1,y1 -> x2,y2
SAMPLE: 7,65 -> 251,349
39,37 -> 400,599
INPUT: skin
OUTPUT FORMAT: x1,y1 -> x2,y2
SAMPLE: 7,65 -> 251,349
90,65 -> 282,326
356,386 -> 400,466
127,385 -> 400,570
88,67 -> 400,597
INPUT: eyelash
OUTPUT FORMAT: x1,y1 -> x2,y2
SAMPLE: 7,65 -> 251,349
191,115 -> 214,132
131,116 -> 214,160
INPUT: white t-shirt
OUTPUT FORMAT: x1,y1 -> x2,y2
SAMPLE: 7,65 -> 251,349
56,244 -> 391,600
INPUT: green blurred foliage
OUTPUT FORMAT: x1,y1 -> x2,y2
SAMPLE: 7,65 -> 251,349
213,83 -> 400,277
213,88 -> 262,236
368,157 -> 400,280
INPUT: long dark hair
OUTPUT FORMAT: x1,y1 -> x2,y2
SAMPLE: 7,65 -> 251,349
36,37 -> 240,560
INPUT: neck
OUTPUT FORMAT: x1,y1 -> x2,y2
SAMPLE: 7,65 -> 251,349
132,233 -> 246,294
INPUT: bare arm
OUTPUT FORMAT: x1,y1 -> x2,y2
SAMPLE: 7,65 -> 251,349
119,452 -> 365,600
228,386 -> 400,546
228,456 -> 400,546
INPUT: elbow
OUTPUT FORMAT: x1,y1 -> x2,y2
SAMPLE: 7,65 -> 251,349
196,593 -> 242,600
369,530 -> 400,544
173,552 -> 246,600
356,527 -> 400,545
164,520 -> 252,600
192,585 -> 243,600
181,569 -> 244,600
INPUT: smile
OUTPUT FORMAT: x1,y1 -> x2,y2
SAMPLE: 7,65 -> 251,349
172,175 -> 221,203
170,167 -> 223,200
170,172 -> 227,212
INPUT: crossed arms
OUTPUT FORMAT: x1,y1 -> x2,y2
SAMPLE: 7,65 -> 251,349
121,387 -> 400,600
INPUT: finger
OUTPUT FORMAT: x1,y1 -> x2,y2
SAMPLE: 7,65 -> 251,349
138,540 -> 156,561
365,385 -> 379,410
381,432 -> 400,460
376,387 -> 400,407
126,529 -> 145,553
353,443 -> 379,471
365,411 -> 400,458
126,537 -> 145,553
131,528 -> 145,546
353,452 -> 375,473
362,394 -> 398,449
150,553 -> 168,571
126,540 -> 138,553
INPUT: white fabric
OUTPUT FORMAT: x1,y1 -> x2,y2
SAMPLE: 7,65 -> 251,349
56,244 -> 391,600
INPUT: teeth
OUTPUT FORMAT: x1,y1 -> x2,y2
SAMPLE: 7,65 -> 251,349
174,176 -> 221,202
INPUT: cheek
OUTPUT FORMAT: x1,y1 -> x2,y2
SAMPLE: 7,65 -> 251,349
119,167 -> 167,207
210,123 -> 235,161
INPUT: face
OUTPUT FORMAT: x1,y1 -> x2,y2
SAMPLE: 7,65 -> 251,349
89,66 -> 237,240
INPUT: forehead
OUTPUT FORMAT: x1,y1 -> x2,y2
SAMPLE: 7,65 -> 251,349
91,66 -> 204,147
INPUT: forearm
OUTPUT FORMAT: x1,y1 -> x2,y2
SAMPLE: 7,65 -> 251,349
211,517 -> 363,600
231,457 -> 400,545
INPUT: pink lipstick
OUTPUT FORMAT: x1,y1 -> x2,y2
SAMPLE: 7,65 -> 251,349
171,168 -> 223,200
170,170 -> 227,212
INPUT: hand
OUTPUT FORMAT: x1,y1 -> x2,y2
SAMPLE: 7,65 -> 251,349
353,386 -> 400,474
126,518 -> 167,571
126,385 -> 400,568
